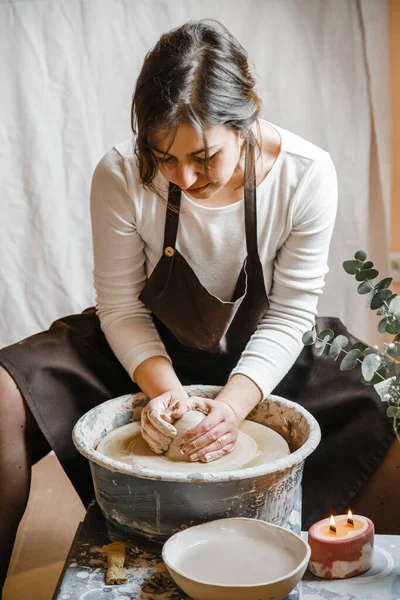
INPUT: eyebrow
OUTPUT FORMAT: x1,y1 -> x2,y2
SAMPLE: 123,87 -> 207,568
150,144 -> 218,157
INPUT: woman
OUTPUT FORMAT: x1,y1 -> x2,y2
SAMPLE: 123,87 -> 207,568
0,19 -> 398,594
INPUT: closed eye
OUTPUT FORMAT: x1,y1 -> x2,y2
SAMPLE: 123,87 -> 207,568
157,155 -> 175,164
195,152 -> 219,164
155,151 -> 219,165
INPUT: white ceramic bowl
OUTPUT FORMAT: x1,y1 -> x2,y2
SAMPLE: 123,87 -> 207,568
162,517 -> 310,600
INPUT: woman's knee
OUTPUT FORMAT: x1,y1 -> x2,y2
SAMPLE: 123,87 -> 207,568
0,365 -> 51,463
0,366 -> 37,435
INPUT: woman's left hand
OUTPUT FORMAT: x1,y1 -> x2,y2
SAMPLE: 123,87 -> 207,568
176,397 -> 240,463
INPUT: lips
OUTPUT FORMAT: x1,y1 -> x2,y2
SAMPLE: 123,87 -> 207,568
187,183 -> 209,193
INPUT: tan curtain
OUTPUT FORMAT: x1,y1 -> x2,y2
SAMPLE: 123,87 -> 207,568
0,0 -> 391,346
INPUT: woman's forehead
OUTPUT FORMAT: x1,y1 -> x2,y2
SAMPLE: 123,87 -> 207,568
148,123 -> 234,154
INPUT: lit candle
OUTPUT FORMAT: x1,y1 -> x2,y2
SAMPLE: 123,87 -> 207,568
308,511 -> 374,579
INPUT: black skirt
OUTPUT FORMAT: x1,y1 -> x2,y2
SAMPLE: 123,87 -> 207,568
0,308 -> 394,527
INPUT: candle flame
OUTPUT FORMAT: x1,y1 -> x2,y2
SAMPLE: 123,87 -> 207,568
329,515 -> 336,534
347,509 -> 354,526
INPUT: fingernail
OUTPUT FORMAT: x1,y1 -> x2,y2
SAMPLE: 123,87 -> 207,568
190,454 -> 198,461
203,454 -> 211,462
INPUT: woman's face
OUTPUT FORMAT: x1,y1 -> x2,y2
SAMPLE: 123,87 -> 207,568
149,123 -> 245,200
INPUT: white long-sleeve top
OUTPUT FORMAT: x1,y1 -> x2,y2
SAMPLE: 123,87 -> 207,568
90,122 -> 338,399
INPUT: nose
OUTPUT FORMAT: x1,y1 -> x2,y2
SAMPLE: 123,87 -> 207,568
173,163 -> 199,190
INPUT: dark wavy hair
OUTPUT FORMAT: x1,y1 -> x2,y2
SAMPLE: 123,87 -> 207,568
131,19 -> 262,195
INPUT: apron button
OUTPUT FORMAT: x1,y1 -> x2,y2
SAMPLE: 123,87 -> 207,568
164,246 -> 175,257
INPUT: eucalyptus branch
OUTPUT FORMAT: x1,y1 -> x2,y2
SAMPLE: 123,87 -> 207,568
302,249 -> 400,436
313,334 -> 387,382
362,279 -> 392,313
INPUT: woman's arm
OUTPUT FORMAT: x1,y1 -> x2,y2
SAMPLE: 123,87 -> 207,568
90,148 -> 172,378
180,152 -> 338,462
229,152 -> 338,400
133,356 -> 184,398
215,374 -> 262,422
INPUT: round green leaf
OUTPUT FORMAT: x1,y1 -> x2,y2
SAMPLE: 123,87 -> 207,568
340,349 -> 362,371
370,292 -> 385,310
361,353 -> 382,382
388,343 -> 400,361
354,250 -> 368,261
375,277 -> 393,291
386,294 -> 398,307
388,296 -> 400,318
385,320 -> 400,335
370,289 -> 392,310
365,289 -> 376,308
365,365 -> 391,386
329,335 -> 349,360
386,406 -> 400,418
355,269 -> 379,282
351,341 -> 369,352
302,329 -> 317,346
380,289 -> 394,302
357,281 -> 372,295
315,334 -> 332,356
318,328 -> 334,342
343,259 -> 364,274
363,261 -> 374,269
378,318 -> 387,333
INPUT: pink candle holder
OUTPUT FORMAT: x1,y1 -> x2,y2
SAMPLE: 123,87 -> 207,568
308,513 -> 374,579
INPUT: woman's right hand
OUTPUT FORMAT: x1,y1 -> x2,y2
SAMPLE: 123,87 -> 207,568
140,388 -> 191,454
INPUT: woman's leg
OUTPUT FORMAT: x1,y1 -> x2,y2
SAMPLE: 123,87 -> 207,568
0,366 -> 50,593
351,437 -> 400,534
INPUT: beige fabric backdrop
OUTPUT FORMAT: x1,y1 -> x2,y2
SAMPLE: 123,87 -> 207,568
0,0 -> 391,348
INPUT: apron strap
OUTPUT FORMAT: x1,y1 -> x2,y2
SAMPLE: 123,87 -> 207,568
243,143 -> 259,262
153,185 -> 180,298
162,144 -> 260,263
163,184 -> 181,252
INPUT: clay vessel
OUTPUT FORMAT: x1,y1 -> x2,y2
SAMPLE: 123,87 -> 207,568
165,410 -> 205,461
73,385 -> 321,543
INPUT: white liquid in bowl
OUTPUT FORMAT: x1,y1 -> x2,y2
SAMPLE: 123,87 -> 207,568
175,537 -> 298,585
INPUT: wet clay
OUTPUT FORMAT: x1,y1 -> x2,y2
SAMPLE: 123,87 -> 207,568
165,410 -> 206,461
97,410 -> 290,473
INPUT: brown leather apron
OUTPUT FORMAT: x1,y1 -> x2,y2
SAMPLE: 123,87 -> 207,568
138,148 -> 268,354
0,148 -> 394,527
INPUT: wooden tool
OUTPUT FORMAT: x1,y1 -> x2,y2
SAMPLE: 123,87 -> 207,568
104,541 -> 127,584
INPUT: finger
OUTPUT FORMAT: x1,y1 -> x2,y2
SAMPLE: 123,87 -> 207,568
142,423 -> 171,451
180,410 -> 224,446
200,442 -> 236,463
184,431 -> 237,460
181,422 -> 231,455
159,412 -> 174,424
169,399 -> 192,419
141,425 -> 170,453
141,412 -> 173,450
147,408 -> 177,437
188,396 -> 213,415
141,428 -> 165,454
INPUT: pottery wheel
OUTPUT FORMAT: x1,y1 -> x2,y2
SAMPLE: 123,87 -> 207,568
97,413 -> 290,473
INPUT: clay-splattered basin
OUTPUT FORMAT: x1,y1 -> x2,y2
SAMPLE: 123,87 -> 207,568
73,385 -> 320,543
162,518 -> 311,600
